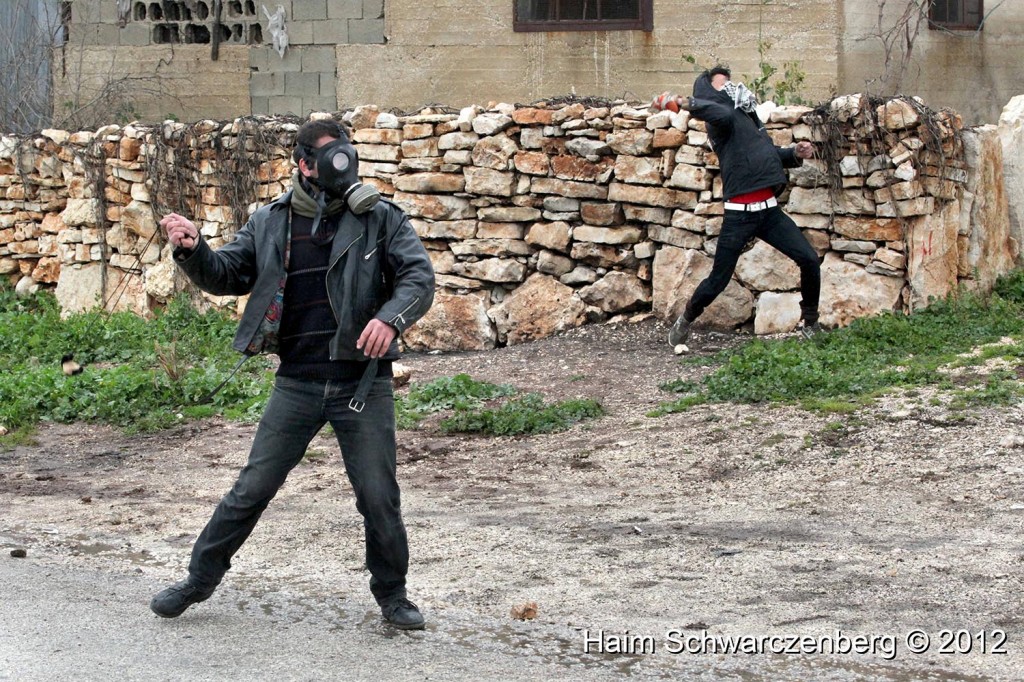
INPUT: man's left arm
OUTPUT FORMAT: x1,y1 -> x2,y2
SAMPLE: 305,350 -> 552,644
777,141 -> 815,168
359,209 -> 435,354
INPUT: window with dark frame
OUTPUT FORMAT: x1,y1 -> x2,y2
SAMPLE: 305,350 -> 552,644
929,0 -> 983,30
514,0 -> 653,32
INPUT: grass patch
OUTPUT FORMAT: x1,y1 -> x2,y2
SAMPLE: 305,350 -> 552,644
0,288 -> 274,433
652,270 -> 1024,415
394,373 -> 515,430
440,393 -> 604,436
396,373 -> 603,436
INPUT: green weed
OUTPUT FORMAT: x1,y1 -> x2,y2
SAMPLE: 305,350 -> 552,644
650,271 -> 1024,416
440,394 -> 604,436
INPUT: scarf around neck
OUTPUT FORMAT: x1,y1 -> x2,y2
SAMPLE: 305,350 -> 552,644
289,172 -> 347,218
723,81 -> 758,113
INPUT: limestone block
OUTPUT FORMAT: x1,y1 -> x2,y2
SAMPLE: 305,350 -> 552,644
537,249 -> 575,277
438,132 -> 480,151
400,138 -> 439,158
452,258 -> 528,283
404,290 -> 495,351
614,155 -> 663,186
667,164 -> 712,191
30,256 -> 60,283
532,178 -> 608,200
578,272 -> 651,313
478,206 -> 541,223
819,253 -> 904,327
560,266 -> 599,286
606,130 -> 654,156
513,108 -> 554,126
998,95 -> 1024,261
832,216 -> 904,242
564,137 -> 611,160
735,240 -> 801,291
472,135 -> 519,171
551,155 -> 614,182
962,125 -> 1016,288
394,191 -> 475,220
877,99 -> 920,131
449,239 -> 532,258
55,262 -> 105,313
573,225 -> 643,245
476,223 -> 524,239
411,219 -> 476,241
787,187 -> 876,216
472,114 -> 513,136
354,128 -> 403,145
608,183 -> 697,210
488,273 -> 586,345
625,206 -> 672,226
393,173 -> 465,194
570,242 -> 637,269
514,151 -> 550,176
648,225 -> 703,249
580,203 -> 624,226
754,292 -> 802,334
464,167 -> 515,197
356,144 -> 402,162
526,221 -> 571,253
60,198 -> 100,227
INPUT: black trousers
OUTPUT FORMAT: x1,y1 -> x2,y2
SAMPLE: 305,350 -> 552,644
187,375 -> 409,605
685,206 -> 821,324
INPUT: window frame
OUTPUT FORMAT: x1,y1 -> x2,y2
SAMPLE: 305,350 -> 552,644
928,0 -> 984,31
513,0 -> 653,33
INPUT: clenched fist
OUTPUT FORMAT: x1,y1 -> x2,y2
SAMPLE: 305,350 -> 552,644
160,212 -> 199,250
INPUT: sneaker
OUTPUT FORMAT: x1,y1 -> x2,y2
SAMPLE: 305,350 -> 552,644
381,597 -> 425,630
150,578 -> 216,618
800,321 -> 822,340
668,315 -> 692,346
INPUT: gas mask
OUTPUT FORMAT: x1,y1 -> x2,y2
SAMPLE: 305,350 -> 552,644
306,138 -> 380,215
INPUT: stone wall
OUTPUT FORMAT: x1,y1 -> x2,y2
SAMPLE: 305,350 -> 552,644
0,95 -> 1018,352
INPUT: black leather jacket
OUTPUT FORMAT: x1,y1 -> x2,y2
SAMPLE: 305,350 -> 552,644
174,190 -> 435,362
687,72 -> 802,200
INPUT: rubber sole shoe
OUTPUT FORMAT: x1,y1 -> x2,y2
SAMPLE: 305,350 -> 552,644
668,315 -> 692,346
150,579 -> 216,618
800,321 -> 823,341
381,598 -> 425,630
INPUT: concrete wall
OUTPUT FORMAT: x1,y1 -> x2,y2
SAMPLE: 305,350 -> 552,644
840,1 -> 1024,125
51,44 -> 251,123
336,0 -> 840,110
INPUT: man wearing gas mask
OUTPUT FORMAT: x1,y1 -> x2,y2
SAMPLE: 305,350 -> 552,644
154,118 -> 435,629
651,66 -> 821,344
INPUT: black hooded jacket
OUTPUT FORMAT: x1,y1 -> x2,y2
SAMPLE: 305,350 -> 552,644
686,72 -> 802,200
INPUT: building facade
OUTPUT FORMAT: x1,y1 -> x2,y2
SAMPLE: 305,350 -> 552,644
46,1 -> 1023,127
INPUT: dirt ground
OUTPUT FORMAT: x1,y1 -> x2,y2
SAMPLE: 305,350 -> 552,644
2,318 -> 1023,680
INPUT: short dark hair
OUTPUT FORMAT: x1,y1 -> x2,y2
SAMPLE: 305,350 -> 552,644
293,119 -> 349,164
708,66 -> 731,79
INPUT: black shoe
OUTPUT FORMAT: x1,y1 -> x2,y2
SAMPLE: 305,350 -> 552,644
150,578 -> 216,618
800,321 -> 823,340
381,597 -> 425,630
668,315 -> 692,346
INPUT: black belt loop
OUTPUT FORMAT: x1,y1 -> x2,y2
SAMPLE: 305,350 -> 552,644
349,358 -> 379,412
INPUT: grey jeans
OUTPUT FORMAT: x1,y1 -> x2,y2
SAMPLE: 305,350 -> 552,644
187,375 -> 409,604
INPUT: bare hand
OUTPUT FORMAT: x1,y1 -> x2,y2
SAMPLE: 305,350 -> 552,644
160,212 -> 199,250
356,319 -> 397,358
794,141 -> 815,159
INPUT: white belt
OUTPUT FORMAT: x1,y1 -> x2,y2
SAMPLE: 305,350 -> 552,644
724,197 -> 778,212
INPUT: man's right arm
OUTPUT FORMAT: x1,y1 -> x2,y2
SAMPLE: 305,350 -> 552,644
162,213 -> 260,296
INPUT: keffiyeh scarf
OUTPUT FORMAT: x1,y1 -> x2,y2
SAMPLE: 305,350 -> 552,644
723,80 -> 758,113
